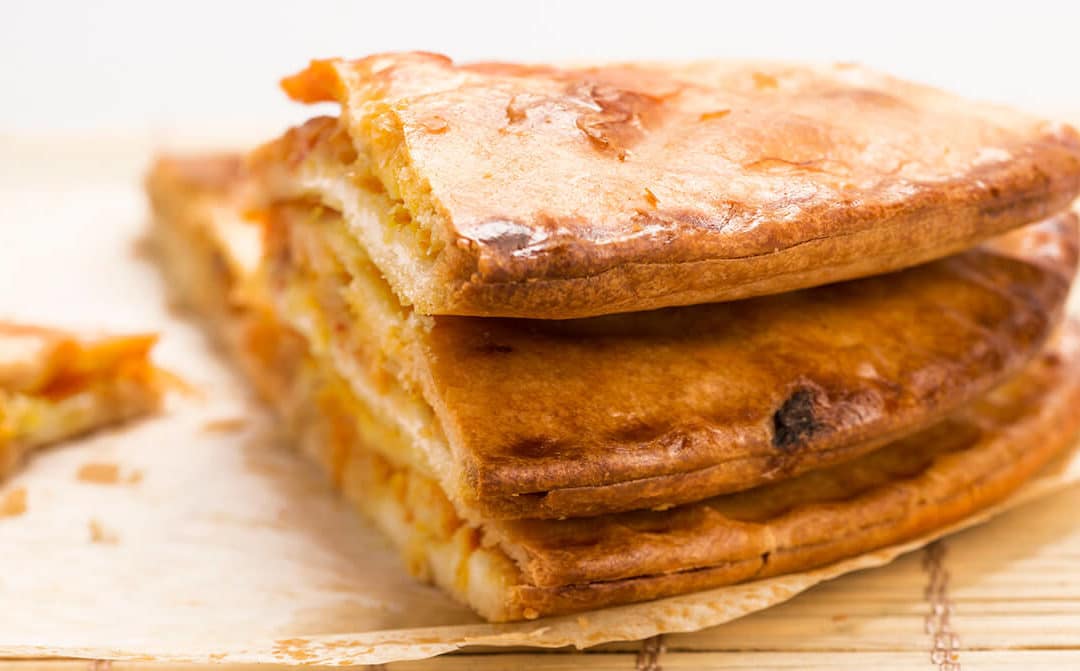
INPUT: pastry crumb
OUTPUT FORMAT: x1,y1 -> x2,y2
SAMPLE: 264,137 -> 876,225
202,417 -> 248,433
157,368 -> 202,399
89,518 -> 119,544
77,462 -> 120,484
0,487 -> 27,517
77,462 -> 143,485
522,607 -> 539,620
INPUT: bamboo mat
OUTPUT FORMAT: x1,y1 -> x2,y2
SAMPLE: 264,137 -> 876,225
4,120 -> 1080,670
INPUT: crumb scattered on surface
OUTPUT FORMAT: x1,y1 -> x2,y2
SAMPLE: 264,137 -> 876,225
0,487 -> 27,517
77,462 -> 143,485
157,368 -> 202,399
77,462 -> 120,484
131,233 -> 154,261
89,518 -> 119,544
202,417 -> 248,434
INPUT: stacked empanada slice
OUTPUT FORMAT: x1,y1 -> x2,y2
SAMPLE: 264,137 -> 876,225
148,54 -> 1080,621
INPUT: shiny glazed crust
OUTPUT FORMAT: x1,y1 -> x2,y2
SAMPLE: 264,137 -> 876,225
269,53 -> 1080,318
151,154 -> 1079,519
279,203 -> 1079,519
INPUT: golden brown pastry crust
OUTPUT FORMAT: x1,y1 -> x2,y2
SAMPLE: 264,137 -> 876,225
271,53 -> 1080,318
147,153 -> 1080,620
353,211 -> 1079,518
150,154 -> 1079,519
502,330 -> 1080,614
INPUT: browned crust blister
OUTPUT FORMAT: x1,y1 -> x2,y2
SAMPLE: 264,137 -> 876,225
277,53 -> 1080,318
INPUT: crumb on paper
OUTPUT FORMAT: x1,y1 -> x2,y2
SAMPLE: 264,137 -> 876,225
202,417 -> 248,434
77,462 -> 120,484
77,462 -> 143,485
89,518 -> 119,544
272,638 -> 315,662
131,233 -> 154,261
0,487 -> 27,517
157,367 -> 203,399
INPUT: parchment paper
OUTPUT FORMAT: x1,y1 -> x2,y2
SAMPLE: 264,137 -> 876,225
0,138 -> 1077,666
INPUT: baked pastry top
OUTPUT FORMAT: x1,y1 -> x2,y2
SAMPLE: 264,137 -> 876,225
264,53 -> 1080,318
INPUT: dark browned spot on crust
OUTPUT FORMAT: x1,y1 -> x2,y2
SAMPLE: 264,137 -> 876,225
476,342 -> 514,355
507,437 -> 560,459
610,419 -> 671,444
772,388 -> 822,450
569,81 -> 662,159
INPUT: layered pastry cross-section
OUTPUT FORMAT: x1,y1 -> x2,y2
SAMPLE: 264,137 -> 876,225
153,153 -> 1080,520
263,197 -> 1078,520
261,54 -> 1080,318
147,153 -> 1080,621
0,323 -> 165,479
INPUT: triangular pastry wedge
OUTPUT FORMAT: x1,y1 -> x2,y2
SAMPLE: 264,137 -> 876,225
256,53 -> 1080,318
0,323 -> 164,479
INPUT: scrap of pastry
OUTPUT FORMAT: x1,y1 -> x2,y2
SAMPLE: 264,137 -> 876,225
146,53 -> 1080,622
0,323 -> 165,479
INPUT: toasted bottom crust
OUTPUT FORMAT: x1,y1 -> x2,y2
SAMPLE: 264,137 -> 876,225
148,155 -> 1080,621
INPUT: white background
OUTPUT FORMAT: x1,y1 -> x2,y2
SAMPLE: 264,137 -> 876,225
4,0 -> 1080,138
